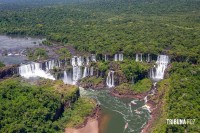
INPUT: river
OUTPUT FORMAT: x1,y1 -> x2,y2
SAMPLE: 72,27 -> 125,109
80,88 -> 150,133
0,35 -> 43,65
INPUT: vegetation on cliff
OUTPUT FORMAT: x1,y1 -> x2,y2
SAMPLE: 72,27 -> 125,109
150,63 -> 200,133
0,62 -> 5,68
0,78 -> 96,132
27,48 -> 48,61
114,78 -> 152,94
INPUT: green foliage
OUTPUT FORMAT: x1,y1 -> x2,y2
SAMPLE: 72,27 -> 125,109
27,48 -> 48,60
47,33 -> 68,44
166,62 -> 200,132
150,79 -> 170,133
42,40 -> 53,46
0,0 -> 199,63
120,60 -> 152,82
0,78 -> 61,132
56,47 -> 71,60
81,76 -> 104,85
115,78 -> 152,93
152,63 -> 200,132
0,78 -> 95,132
0,62 -> 5,68
132,78 -> 152,93
61,97 -> 96,128
96,61 -> 109,71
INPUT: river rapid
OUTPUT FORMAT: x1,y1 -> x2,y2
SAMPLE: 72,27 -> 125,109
80,88 -> 150,133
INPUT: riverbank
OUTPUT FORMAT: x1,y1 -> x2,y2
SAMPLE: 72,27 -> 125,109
65,105 -> 100,133
110,88 -> 148,100
110,84 -> 163,133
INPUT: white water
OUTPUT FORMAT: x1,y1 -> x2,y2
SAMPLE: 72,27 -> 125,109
86,56 -> 90,65
105,55 -> 108,61
83,67 -> 89,78
146,54 -> 150,62
19,62 -> 55,80
119,53 -> 123,61
136,54 -> 139,62
63,71 -> 74,84
91,54 -> 96,62
90,67 -> 94,76
144,55 -> 169,110
114,53 -> 123,61
62,56 -> 95,84
77,56 -> 83,66
79,88 -> 150,133
140,54 -> 143,62
106,71 -> 115,88
150,55 -> 169,81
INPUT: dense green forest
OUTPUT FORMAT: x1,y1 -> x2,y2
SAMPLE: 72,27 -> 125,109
0,0 -> 200,132
0,78 -> 96,132
150,63 -> 200,133
0,0 -> 200,63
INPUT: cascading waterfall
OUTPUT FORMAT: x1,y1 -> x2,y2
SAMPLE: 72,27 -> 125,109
91,54 -> 96,62
106,71 -> 115,88
45,60 -> 61,71
140,53 -> 143,62
119,53 -> 123,61
77,56 -> 83,66
72,66 -> 82,82
71,56 -> 77,66
105,55 -> 108,61
131,76 -> 134,84
114,54 -> 123,61
63,56 -> 95,84
150,55 -> 169,81
90,67 -> 94,76
86,56 -> 90,65
19,62 -> 55,80
63,70 -> 73,85
114,54 -> 118,61
136,54 -> 139,62
146,54 -> 150,62
83,67 -> 89,78
145,55 -> 169,103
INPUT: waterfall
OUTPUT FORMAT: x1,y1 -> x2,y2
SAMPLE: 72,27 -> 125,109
114,54 -> 118,61
144,96 -> 148,103
146,54 -> 150,62
140,53 -> 143,62
63,70 -> 74,85
83,67 -> 89,78
72,66 -> 82,82
150,55 -> 169,81
91,54 -> 96,62
136,54 -> 139,62
86,56 -> 90,65
114,54 -> 123,61
90,67 -> 94,76
131,76 -> 134,84
77,56 -> 83,66
105,55 -> 108,61
119,53 -> 123,61
71,56 -> 77,66
19,62 -> 55,80
106,71 -> 115,88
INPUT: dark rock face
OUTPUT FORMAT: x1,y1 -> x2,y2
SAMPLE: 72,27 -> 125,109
0,65 -> 18,79
53,88 -> 80,121
114,70 -> 128,86
78,76 -> 106,90
109,61 -> 120,70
